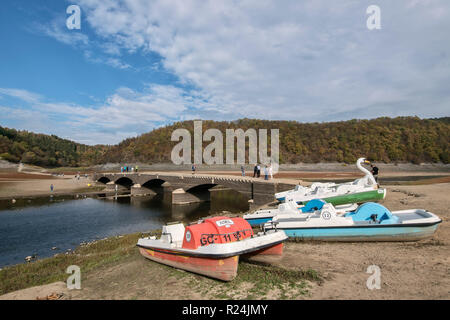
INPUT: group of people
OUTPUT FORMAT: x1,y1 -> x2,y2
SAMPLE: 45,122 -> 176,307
120,165 -> 139,173
241,164 -> 273,180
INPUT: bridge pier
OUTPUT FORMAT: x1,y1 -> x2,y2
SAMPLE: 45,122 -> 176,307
131,184 -> 157,197
171,188 -> 210,205
105,181 -> 129,191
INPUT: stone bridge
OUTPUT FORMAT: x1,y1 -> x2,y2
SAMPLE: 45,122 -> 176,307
93,172 -> 296,208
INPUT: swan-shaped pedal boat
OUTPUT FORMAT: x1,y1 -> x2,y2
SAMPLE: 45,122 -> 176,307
275,157 -> 385,205
137,216 -> 288,281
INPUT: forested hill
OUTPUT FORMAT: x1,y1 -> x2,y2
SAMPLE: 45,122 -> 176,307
1,116 -> 449,167
101,116 -> 450,165
0,127 -> 107,167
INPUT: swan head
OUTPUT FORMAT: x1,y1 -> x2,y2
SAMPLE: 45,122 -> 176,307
357,157 -> 371,165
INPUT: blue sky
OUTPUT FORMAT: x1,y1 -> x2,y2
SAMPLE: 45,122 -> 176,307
0,0 -> 449,145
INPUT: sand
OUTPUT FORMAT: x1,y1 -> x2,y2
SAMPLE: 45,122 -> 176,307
0,173 -> 97,199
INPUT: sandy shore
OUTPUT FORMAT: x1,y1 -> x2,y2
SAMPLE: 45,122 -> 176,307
0,173 -> 100,199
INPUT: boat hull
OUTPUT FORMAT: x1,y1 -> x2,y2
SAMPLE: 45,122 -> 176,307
246,217 -> 273,227
139,247 -> 239,281
281,223 -> 440,242
316,189 -> 386,206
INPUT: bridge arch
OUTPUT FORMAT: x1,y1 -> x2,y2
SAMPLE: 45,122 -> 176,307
115,177 -> 134,189
184,183 -> 251,206
97,176 -> 111,184
142,178 -> 167,194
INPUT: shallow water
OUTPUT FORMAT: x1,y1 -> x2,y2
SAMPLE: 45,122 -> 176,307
0,191 -> 248,268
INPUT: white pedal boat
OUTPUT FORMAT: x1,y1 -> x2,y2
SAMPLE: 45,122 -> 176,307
244,198 -> 358,227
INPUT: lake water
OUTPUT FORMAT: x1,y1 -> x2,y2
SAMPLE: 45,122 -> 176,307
0,191 -> 249,268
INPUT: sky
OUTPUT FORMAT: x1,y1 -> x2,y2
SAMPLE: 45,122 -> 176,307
0,0 -> 449,145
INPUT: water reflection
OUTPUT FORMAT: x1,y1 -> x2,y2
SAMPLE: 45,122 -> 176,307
0,188 -> 248,267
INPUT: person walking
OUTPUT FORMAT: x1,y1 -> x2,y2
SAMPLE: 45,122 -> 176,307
135,165 -> 139,173
192,164 -> 196,175
253,164 -> 257,178
264,166 -> 269,180
257,164 -> 261,178
241,165 -> 245,176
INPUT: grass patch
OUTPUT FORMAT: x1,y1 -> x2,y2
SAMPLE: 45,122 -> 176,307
0,232 -> 147,295
172,261 -> 322,300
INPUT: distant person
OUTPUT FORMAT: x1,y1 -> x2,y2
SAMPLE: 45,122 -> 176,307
50,184 -> 54,193
253,164 -> 257,178
268,163 -> 273,179
264,166 -> 269,180
120,167 -> 123,173
135,165 -> 139,173
192,164 -> 196,175
257,164 -> 261,178
371,164 -> 379,183
241,165 -> 245,176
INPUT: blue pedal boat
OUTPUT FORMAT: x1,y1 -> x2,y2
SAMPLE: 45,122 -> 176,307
243,199 -> 357,227
263,202 -> 442,242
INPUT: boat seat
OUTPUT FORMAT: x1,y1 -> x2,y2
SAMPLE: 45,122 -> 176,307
345,202 -> 399,224
161,223 -> 185,244
301,199 -> 326,213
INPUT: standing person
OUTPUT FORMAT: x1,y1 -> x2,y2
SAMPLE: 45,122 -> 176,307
50,184 -> 54,193
192,164 -> 196,175
241,165 -> 245,176
120,167 -> 123,173
257,164 -> 261,178
264,166 -> 269,180
135,165 -> 139,173
268,163 -> 273,179
253,164 -> 257,178
371,164 -> 379,184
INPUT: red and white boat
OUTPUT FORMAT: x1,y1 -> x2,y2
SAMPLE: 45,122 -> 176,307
137,216 -> 287,281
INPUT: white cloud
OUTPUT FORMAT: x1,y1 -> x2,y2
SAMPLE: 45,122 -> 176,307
73,0 -> 450,121
0,85 -> 198,144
